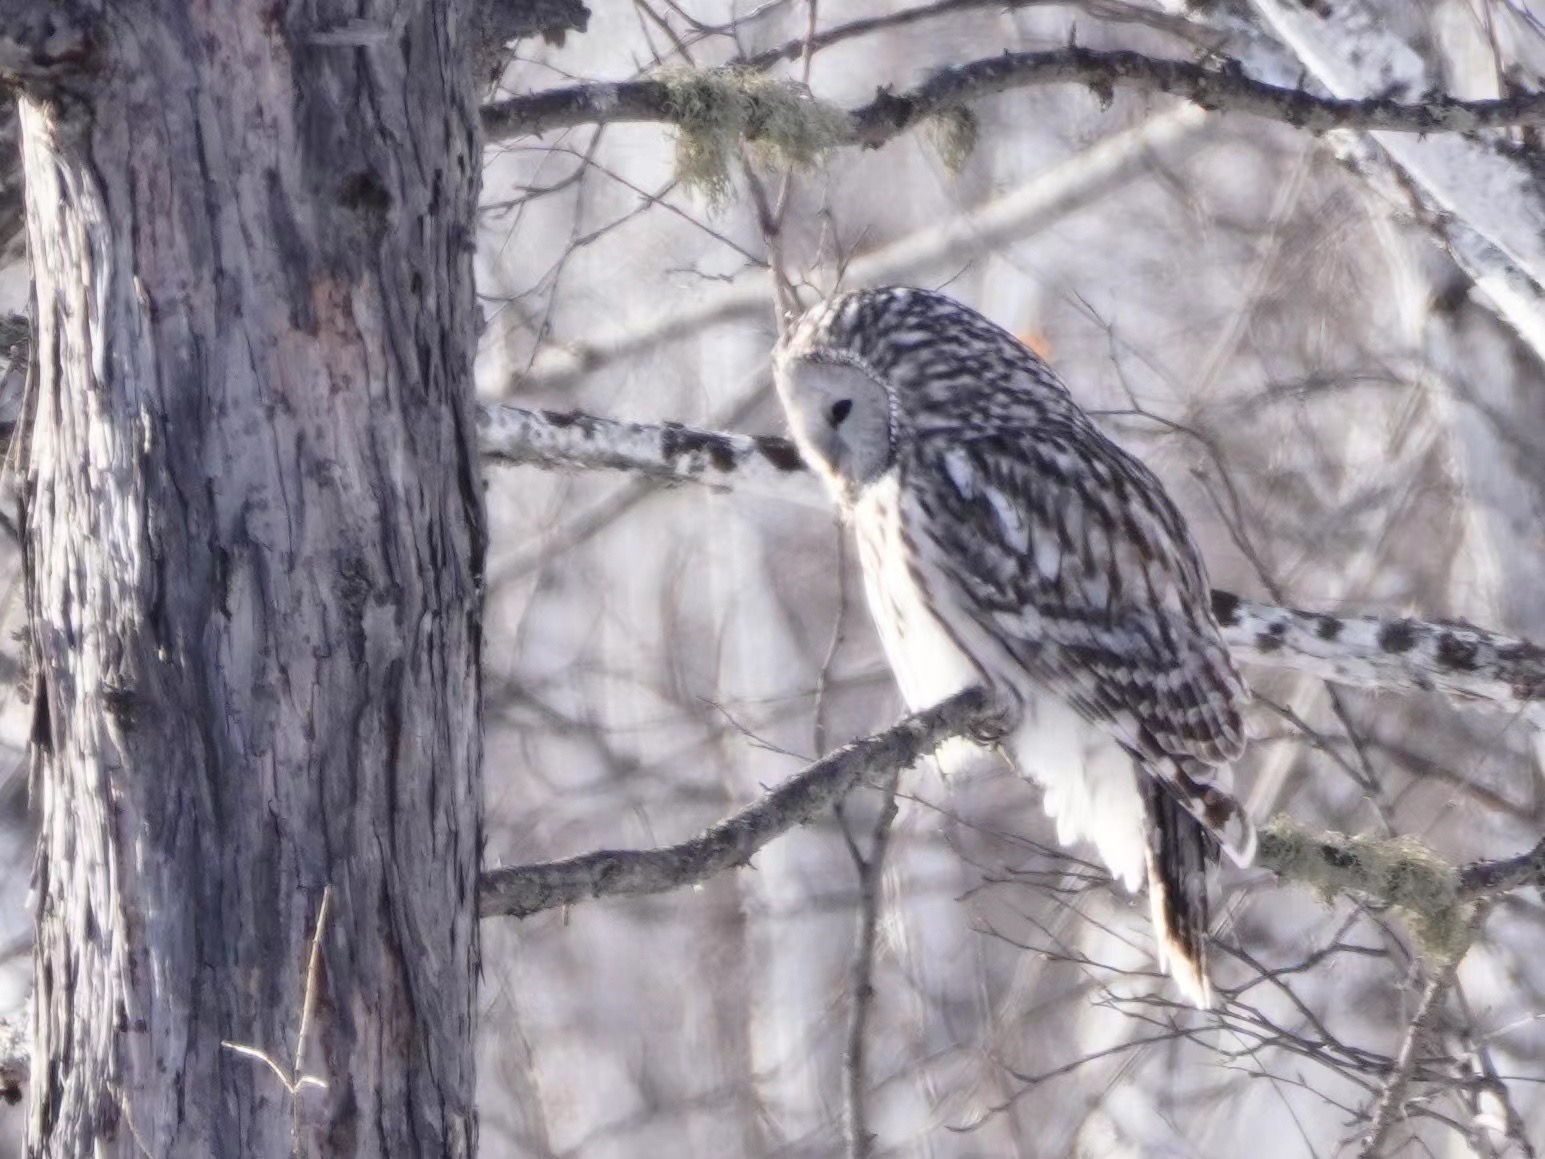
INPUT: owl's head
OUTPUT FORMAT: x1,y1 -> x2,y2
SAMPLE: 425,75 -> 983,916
774,341 -> 897,500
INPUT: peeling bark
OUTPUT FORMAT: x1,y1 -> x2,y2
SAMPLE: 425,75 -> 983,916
18,1 -> 484,1154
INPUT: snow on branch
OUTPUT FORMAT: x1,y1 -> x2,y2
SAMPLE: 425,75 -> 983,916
481,46 -> 1545,155
478,402 -> 1545,724
478,687 -> 990,918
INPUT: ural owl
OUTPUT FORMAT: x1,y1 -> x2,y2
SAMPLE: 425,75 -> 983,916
773,286 -> 1254,1007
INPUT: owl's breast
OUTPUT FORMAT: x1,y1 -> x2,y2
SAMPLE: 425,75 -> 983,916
851,472 -> 983,711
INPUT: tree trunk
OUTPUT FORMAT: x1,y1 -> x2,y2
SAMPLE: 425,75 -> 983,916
17,1 -> 485,1153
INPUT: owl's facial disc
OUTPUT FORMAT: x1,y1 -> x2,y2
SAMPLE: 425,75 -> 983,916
774,354 -> 894,495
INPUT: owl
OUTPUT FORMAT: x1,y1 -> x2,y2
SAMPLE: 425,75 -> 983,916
773,286 -> 1255,1007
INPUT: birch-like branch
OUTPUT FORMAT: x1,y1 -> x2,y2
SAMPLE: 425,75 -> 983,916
482,46 -> 1545,146
478,687 -> 989,918
1241,0 -> 1545,306
1163,0 -> 1545,366
479,403 -> 1545,724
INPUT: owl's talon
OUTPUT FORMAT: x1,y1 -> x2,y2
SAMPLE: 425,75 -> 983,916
966,703 -> 1017,744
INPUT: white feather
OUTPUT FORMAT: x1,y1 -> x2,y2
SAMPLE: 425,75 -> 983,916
852,473 -> 1149,893
852,473 -> 981,711
1008,701 -> 1147,891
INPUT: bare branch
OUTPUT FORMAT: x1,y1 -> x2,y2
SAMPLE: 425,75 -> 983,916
733,0 -> 1216,74
1356,950 -> 1467,1158
1457,840 -> 1545,899
477,687 -> 989,918
1240,0 -> 1545,299
482,47 -> 1545,147
838,771 -> 900,1159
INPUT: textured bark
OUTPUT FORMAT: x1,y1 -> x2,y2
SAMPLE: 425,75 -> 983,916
19,1 -> 484,1155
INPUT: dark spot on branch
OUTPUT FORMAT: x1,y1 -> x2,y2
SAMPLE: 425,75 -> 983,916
754,435 -> 805,472
1321,844 -> 1357,871
1210,589 -> 1240,626
660,423 -> 737,472
1434,632 -> 1479,671
1378,619 -> 1417,653
1255,620 -> 1288,653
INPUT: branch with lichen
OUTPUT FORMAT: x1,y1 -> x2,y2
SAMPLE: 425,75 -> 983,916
1256,817 -> 1482,962
481,46 -> 1545,189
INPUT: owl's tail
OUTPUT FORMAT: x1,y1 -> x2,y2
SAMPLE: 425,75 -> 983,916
1143,777 -> 1215,1009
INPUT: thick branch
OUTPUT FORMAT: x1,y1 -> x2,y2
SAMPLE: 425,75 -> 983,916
473,694 -> 1539,942
477,687 -> 989,918
482,47 -> 1545,146
1256,817 -> 1477,960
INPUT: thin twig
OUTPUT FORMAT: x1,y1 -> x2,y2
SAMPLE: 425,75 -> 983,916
1356,944 -> 1469,1157
839,767 -> 899,1159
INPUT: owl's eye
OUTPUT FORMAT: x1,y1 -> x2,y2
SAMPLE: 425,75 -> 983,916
828,399 -> 853,426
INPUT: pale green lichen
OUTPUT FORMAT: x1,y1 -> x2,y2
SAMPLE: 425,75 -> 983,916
658,69 -> 851,204
1258,815 -> 1475,962
925,106 -> 978,174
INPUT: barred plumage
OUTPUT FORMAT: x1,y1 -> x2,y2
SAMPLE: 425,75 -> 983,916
774,286 -> 1254,1007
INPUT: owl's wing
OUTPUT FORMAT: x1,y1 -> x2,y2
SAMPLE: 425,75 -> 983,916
905,423 -> 1253,860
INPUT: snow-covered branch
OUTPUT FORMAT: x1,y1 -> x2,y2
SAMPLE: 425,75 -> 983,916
482,46 -> 1545,148
478,402 -> 1545,724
